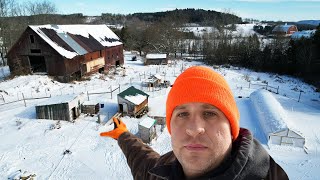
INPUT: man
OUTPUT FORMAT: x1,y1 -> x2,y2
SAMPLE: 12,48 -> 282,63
100,66 -> 289,180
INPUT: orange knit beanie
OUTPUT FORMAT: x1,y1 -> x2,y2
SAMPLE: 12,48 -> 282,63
166,66 -> 240,140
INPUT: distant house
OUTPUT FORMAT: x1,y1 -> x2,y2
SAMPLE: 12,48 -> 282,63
272,24 -> 298,36
36,94 -> 85,121
6,24 -> 124,82
117,86 -> 149,118
291,30 -> 316,40
145,53 -> 168,65
138,117 -> 157,143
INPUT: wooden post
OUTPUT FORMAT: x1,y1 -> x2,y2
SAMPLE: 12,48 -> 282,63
277,86 -> 279,94
0,94 -> 5,103
110,86 -> 113,99
249,82 -> 251,88
87,91 -> 89,101
298,91 -> 302,102
22,93 -> 26,107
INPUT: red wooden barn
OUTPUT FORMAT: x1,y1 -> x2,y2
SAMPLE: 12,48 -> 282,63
6,24 -> 124,82
272,24 -> 298,36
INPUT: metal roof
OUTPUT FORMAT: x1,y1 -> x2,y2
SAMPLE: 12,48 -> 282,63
29,24 -> 122,59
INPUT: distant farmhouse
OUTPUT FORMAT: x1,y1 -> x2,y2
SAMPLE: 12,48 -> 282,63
6,24 -> 124,82
291,30 -> 316,40
272,24 -> 298,36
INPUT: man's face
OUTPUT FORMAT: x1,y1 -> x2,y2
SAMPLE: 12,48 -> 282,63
170,102 -> 233,178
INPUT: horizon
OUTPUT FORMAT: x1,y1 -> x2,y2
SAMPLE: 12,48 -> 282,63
17,0 -> 320,22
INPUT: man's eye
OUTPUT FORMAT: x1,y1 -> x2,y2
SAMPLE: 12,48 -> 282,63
177,112 -> 188,117
203,111 -> 216,117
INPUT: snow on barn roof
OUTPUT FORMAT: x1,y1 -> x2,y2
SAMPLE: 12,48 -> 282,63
250,89 -> 290,135
272,24 -> 296,32
37,94 -> 80,106
124,94 -> 148,105
139,117 -> 156,128
153,74 -> 162,80
146,53 -> 167,59
291,30 -> 316,39
29,24 -> 122,59
118,86 -> 149,105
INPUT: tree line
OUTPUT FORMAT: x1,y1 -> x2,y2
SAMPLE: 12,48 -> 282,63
0,0 -> 318,88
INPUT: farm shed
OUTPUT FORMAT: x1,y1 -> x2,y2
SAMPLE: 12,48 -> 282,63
145,53 -> 168,65
82,101 -> 100,115
36,94 -> 85,121
117,86 -> 149,118
250,89 -> 305,148
143,74 -> 162,89
6,24 -> 124,82
138,117 -> 157,143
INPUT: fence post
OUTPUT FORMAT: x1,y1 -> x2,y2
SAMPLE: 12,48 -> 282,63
0,94 -> 5,103
22,93 -> 26,107
277,86 -> 279,94
249,82 -> 251,88
298,91 -> 302,102
87,91 -> 89,101
110,86 -> 113,99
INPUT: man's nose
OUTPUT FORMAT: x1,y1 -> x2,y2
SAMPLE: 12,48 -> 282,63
185,116 -> 205,137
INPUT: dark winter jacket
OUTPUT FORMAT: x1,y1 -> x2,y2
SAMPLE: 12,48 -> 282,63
117,128 -> 289,180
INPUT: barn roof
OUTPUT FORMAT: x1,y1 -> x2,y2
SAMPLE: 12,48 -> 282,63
37,94 -> 81,106
272,24 -> 296,33
118,86 -> 149,105
29,24 -> 122,59
146,53 -> 167,59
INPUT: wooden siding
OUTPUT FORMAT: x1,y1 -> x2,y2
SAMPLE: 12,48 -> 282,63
36,103 -> 71,121
145,58 -> 168,65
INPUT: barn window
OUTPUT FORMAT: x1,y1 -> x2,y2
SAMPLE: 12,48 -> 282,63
30,35 -> 35,43
30,49 -> 41,53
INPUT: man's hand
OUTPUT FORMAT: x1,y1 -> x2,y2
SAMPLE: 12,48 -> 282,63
100,117 -> 128,139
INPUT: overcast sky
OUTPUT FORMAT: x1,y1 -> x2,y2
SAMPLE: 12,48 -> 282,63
29,0 -> 320,21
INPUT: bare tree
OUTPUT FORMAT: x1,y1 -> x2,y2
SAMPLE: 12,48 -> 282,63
24,0 -> 57,15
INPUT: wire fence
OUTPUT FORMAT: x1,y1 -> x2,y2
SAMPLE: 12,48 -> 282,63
1,62 -> 318,111
0,62 -> 186,111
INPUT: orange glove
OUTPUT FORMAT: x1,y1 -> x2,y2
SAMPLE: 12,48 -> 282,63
100,117 -> 128,139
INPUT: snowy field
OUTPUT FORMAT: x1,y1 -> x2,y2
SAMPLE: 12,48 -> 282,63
0,52 -> 320,179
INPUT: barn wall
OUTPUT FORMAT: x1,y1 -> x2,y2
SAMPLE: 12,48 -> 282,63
118,96 -> 135,115
7,27 -> 66,76
105,45 -> 124,69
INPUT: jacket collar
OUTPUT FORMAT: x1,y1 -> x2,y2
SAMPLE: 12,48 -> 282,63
148,128 -> 270,179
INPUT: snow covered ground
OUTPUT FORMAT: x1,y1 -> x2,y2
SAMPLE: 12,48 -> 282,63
0,52 -> 320,179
